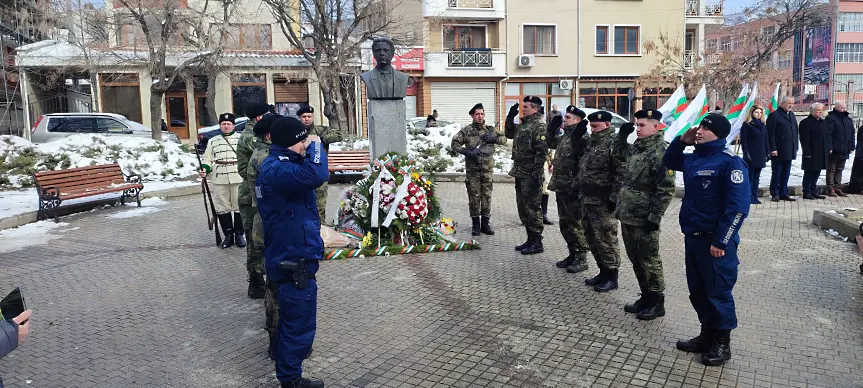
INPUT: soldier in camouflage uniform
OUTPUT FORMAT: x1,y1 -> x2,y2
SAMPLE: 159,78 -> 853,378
298,105 -> 343,224
246,114 -> 283,360
236,103 -> 273,299
451,103 -> 507,236
548,105 -> 591,273
505,95 -> 549,254
575,110 -> 625,293
615,109 -> 675,320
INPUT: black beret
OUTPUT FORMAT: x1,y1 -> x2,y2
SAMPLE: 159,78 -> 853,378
634,109 -> 662,121
270,117 -> 309,148
218,113 -> 235,124
699,113 -> 731,139
523,95 -> 542,106
246,103 -> 272,118
297,105 -> 314,116
426,115 -> 436,121
469,103 -> 484,115
253,114 -> 284,137
587,110 -> 612,122
565,105 -> 586,119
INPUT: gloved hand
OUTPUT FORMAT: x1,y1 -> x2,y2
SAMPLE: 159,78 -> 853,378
461,148 -> 480,159
645,220 -> 660,232
548,115 -> 563,133
574,120 -> 589,138
507,103 -> 520,120
619,122 -> 635,136
606,198 -> 616,212
481,133 -> 498,143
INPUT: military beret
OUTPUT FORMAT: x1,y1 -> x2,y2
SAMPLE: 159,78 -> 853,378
253,114 -> 284,137
565,105 -> 585,119
523,95 -> 542,106
218,112 -> 235,124
469,103 -> 484,115
587,110 -> 612,122
270,117 -> 309,148
297,105 -> 314,116
634,109 -> 662,121
246,103 -> 272,118
699,113 -> 731,139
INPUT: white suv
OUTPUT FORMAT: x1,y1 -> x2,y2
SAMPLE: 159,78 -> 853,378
30,113 -> 181,144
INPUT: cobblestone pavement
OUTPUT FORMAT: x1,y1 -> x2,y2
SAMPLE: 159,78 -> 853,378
1,182 -> 862,388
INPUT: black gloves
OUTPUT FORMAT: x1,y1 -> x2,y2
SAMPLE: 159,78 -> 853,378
606,198 -> 616,212
461,148 -> 479,159
574,120 -> 589,138
549,116 -> 563,134
507,103 -> 520,120
645,220 -> 660,232
619,122 -> 635,136
481,133 -> 498,143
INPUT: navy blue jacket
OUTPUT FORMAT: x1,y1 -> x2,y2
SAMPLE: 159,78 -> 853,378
256,142 -> 329,283
740,119 -> 769,169
664,138 -> 751,250
826,109 -> 855,159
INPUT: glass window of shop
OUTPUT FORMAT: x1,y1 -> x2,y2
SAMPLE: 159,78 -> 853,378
504,82 -> 571,123
578,80 -> 635,119
641,87 -> 674,110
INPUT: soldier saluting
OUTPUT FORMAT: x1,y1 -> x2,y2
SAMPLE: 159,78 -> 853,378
451,103 -> 507,236
298,105 -> 343,224
199,113 -> 245,249
615,110 -> 675,320
548,105 -> 591,273
505,96 -> 549,254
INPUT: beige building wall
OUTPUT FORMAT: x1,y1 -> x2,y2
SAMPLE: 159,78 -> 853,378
389,0 -> 424,46
505,0 -> 579,76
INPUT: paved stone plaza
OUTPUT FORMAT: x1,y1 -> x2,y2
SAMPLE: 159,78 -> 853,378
0,182 -> 862,388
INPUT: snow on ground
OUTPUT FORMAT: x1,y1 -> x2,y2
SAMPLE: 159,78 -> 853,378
106,197 -> 169,219
0,221 -> 77,253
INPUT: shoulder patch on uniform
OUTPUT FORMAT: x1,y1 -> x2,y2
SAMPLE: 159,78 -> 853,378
667,169 -> 674,177
723,148 -> 737,157
730,169 -> 744,184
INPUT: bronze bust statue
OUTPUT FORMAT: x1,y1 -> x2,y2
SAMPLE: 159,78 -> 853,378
360,37 -> 409,100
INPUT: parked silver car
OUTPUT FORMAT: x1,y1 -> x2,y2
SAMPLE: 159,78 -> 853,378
30,113 -> 182,144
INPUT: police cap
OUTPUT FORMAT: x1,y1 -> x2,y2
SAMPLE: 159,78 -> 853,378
469,103 -> 484,115
270,117 -> 309,148
297,105 -> 314,116
587,110 -> 612,122
634,109 -> 662,121
699,113 -> 731,139
565,105 -> 585,119
218,112 -> 236,124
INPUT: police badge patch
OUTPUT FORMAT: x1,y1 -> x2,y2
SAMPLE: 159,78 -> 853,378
730,169 -> 744,184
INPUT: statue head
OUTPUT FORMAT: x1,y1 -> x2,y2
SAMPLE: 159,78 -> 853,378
372,37 -> 395,69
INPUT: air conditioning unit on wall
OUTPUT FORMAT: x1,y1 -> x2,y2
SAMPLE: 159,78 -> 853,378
517,54 -> 535,68
559,79 -> 574,90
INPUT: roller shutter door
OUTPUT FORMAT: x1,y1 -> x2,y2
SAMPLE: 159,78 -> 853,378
273,79 -> 309,102
430,82 -> 496,126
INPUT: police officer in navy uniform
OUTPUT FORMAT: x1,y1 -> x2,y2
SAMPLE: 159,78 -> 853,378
663,114 -> 750,367
256,116 -> 329,388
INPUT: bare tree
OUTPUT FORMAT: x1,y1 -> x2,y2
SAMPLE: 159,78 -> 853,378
263,0 -> 405,133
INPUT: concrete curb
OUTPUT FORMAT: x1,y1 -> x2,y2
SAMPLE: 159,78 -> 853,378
812,209 -> 860,240
0,184 -> 200,232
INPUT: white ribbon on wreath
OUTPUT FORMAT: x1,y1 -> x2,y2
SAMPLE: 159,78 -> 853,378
383,167 -> 413,227
370,167 -> 395,227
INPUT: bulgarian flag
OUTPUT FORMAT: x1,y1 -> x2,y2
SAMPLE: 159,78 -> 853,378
725,83 -> 750,123
766,82 -> 781,114
657,85 -> 686,130
726,82 -> 758,144
664,85 -> 708,143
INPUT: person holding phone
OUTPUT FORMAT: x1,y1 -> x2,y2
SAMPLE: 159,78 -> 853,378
1,309 -> 31,358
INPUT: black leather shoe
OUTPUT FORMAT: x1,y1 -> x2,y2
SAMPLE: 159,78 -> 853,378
677,327 -> 712,353
556,253 -> 574,268
803,194 -> 816,200
480,216 -> 495,235
281,377 -> 325,388
235,232 -> 247,248
815,194 -> 826,199
515,240 -> 530,251
593,269 -> 618,292
780,196 -> 796,201
637,292 -> 666,320
585,269 -> 604,286
471,217 -> 481,236
701,330 -> 732,366
542,215 -> 554,225
771,196 -> 780,202
220,232 -> 235,249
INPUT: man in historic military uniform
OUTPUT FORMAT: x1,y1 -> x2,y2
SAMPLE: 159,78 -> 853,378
451,103 -> 507,236
615,109 -> 675,320
548,105 -> 591,273
236,103 -> 274,298
199,113 -> 245,249
247,114 -> 284,360
576,110 -> 624,292
505,96 -> 549,254
298,105 -> 342,224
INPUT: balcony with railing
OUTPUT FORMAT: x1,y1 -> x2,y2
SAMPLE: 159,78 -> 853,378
423,0 -> 504,19
684,50 -> 696,69
686,0 -> 724,25
424,49 -> 505,77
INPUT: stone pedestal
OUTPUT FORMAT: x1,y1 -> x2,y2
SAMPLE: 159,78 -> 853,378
367,99 -> 407,159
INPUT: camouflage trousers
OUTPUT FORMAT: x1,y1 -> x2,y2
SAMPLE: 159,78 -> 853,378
465,170 -> 494,217
265,279 -> 279,336
555,191 -> 589,254
315,182 -> 328,224
515,178 -> 543,235
621,223 -> 665,292
582,204 -> 620,270
239,203 -> 264,277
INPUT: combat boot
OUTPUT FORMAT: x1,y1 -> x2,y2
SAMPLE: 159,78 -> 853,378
555,253 -> 574,268
235,231 -> 247,248
471,217 -> 481,236
637,292 -> 666,321
624,285 -> 647,313
248,273 -> 266,299
594,268 -> 618,293
676,327 -> 712,353
585,268 -> 605,286
268,331 -> 277,360
480,216 -> 495,235
234,213 -> 246,247
281,377 -> 325,388
218,213 -> 235,249
701,329 -> 732,366
515,231 -> 531,251
521,234 -> 544,255
566,252 -> 589,273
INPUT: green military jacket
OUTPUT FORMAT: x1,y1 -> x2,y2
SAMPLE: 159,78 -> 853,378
615,131 -> 675,226
247,139 -> 271,247
548,124 -> 589,193
450,122 -> 507,173
308,124 -> 343,152
236,119 -> 258,205
575,128 -> 624,206
505,113 -> 548,179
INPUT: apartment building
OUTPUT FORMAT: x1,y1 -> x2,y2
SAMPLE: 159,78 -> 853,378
1,0 -> 45,136
834,0 -> 863,116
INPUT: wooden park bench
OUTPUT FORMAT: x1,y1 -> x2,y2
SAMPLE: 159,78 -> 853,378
33,163 -> 144,221
328,150 -> 370,173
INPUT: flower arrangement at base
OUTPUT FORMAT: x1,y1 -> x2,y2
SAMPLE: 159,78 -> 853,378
333,152 -> 476,257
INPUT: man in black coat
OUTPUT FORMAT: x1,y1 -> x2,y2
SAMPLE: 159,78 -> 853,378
767,96 -> 800,202
849,125 -> 863,194
825,102 -> 855,196
799,103 -> 832,200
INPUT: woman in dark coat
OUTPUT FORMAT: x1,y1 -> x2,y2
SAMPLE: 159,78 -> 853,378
798,103 -> 833,199
740,105 -> 769,204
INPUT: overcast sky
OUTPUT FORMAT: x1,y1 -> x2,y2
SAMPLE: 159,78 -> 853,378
723,0 -> 752,13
